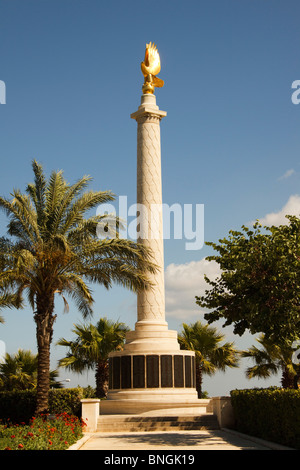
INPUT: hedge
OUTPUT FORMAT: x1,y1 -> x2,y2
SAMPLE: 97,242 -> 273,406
0,387 -> 95,423
230,388 -> 300,449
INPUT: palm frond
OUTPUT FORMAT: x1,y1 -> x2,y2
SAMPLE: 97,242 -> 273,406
0,195 -> 37,245
242,333 -> 296,382
58,272 -> 94,318
46,175 -> 93,236
61,189 -> 115,235
45,169 -> 68,236
26,160 -> 47,229
245,363 -> 278,379
0,291 -> 23,312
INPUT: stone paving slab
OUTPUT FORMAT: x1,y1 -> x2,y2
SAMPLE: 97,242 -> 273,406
72,429 -> 293,451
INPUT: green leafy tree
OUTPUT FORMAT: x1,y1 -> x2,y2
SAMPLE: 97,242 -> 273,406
196,218 -> 300,345
0,160 -> 156,414
242,334 -> 300,389
0,349 -> 61,391
57,317 -> 129,397
178,321 -> 239,398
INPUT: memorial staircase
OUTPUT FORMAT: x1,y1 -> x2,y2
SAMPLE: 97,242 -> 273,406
97,402 -> 219,432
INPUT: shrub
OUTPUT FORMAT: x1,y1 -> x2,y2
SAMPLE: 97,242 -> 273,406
231,388 -> 300,449
0,387 -> 94,423
48,388 -> 84,417
0,390 -> 36,423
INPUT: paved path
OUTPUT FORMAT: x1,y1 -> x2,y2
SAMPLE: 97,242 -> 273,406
70,408 -> 294,452
73,428 -> 292,451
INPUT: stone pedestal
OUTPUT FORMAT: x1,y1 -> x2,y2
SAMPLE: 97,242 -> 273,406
212,397 -> 235,428
81,399 -> 100,432
104,94 -> 198,413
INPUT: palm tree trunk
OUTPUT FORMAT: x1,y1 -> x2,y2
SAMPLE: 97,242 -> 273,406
34,294 -> 56,415
195,360 -> 203,399
95,359 -> 109,398
281,366 -> 295,389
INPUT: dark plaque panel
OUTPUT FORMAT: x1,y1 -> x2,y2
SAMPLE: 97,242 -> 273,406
146,355 -> 159,388
161,355 -> 173,387
109,358 -> 113,389
112,357 -> 120,389
174,355 -> 184,387
185,356 -> 192,387
133,355 -> 145,388
121,356 -> 131,389
192,356 -> 196,388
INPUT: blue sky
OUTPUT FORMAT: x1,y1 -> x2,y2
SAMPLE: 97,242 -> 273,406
0,0 -> 300,395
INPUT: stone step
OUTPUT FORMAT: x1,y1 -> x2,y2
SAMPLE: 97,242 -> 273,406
97,413 -> 219,432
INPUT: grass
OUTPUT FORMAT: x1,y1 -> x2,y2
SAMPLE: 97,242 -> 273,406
0,412 -> 86,450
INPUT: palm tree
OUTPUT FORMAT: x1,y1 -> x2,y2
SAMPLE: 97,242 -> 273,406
57,317 -> 129,397
0,160 -> 156,414
242,334 -> 300,389
0,349 -> 37,391
0,349 -> 61,391
178,321 -> 240,398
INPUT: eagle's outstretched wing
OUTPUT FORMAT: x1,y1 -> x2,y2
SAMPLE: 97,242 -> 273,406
141,42 -> 161,77
152,76 -> 164,88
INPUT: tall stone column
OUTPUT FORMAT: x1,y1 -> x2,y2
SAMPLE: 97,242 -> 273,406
119,93 -> 178,352
133,93 -> 167,329
105,93 -> 198,413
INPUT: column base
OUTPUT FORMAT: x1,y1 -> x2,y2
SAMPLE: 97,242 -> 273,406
108,350 -> 197,405
100,397 -> 204,415
122,322 -> 180,353
107,320 -> 198,413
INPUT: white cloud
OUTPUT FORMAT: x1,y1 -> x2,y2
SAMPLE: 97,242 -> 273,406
164,258 -> 221,320
278,169 -> 295,180
258,194 -> 300,226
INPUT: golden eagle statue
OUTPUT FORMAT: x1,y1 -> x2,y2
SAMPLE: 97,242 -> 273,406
141,42 -> 164,94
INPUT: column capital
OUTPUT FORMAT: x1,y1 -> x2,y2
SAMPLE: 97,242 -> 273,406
131,94 -> 167,122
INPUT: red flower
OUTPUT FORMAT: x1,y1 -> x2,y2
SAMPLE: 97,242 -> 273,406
18,444 -> 24,449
